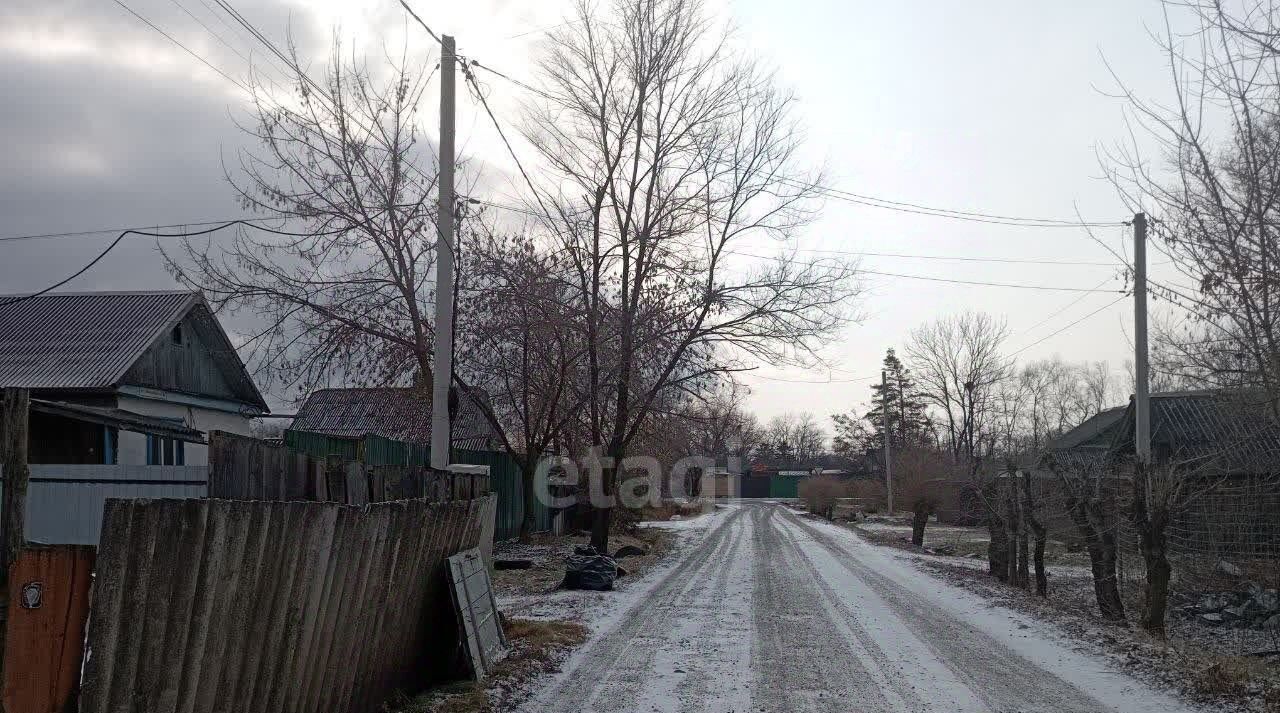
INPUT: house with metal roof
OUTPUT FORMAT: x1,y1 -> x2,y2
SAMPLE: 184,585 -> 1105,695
1046,390 -> 1280,475
287,386 -> 501,453
0,290 -> 268,466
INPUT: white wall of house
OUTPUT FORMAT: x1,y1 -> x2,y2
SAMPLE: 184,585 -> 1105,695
115,394 -> 255,466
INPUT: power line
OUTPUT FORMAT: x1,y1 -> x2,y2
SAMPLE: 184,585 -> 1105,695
1007,293 -> 1132,357
1015,275 -> 1119,336
398,0 -> 442,44
751,373 -> 876,384
0,220 -> 338,308
854,268 -> 1121,293
0,216 -> 292,243
460,60 -> 560,228
109,0 -> 247,91
768,246 -> 1125,267
507,18 -> 581,39
778,178 -> 1125,229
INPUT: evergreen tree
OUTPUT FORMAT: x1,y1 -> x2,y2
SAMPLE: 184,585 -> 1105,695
831,348 -> 931,454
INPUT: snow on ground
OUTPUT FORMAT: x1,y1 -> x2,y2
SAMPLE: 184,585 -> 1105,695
514,501 -> 1217,713
791,515 -> 1211,713
497,503 -> 738,630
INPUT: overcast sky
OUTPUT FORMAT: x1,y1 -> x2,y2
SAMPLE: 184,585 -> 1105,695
0,0 -> 1198,423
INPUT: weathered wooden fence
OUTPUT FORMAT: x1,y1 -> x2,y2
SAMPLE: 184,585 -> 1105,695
208,431 -> 321,500
80,495 -> 494,713
209,432 -> 491,506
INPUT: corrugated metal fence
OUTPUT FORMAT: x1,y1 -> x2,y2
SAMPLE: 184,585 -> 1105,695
80,495 -> 492,713
1,464 -> 207,544
284,430 -> 550,539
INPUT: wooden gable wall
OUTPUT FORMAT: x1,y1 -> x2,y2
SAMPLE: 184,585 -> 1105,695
119,312 -> 240,401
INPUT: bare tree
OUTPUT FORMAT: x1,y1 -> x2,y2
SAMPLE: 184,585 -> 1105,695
905,312 -> 1016,577
905,312 -> 1012,463
165,39 -> 446,396
1045,451 -> 1127,623
456,234 -> 585,541
525,0 -> 862,550
1103,0 -> 1280,409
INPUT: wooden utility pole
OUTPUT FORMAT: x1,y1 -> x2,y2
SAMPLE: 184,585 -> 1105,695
883,369 -> 894,515
1134,213 -> 1151,468
431,35 -> 457,471
1,388 -> 30,575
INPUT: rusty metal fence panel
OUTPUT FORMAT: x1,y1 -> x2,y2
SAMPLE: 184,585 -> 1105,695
80,495 -> 493,713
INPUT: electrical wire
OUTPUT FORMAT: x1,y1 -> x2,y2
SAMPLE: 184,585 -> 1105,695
762,246 -> 1124,267
776,178 -> 1124,228
854,268 -> 1120,293
0,220 -> 340,309
398,0 -> 442,44
460,61 -> 559,227
109,0 -> 248,91
0,216 -> 294,243
1006,293 -> 1132,357
751,373 -> 877,384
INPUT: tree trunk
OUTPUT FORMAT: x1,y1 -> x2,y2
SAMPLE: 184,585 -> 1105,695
1016,528 -> 1030,590
1134,466 -> 1171,637
589,443 -> 623,553
986,515 -> 1008,582
519,457 -> 537,544
1067,497 -> 1126,623
1022,472 -> 1048,596
1008,482 -> 1028,590
1031,527 -> 1048,597
911,504 -> 930,546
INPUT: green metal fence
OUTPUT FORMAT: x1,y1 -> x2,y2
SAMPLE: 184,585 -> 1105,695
769,474 -> 804,499
283,430 -> 550,540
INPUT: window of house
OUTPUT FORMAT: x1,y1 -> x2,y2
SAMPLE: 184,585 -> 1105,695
146,434 -> 185,465
171,323 -> 184,345
102,426 -> 118,465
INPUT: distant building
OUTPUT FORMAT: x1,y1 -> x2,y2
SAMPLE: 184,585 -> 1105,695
288,386 -> 502,452
0,290 -> 268,465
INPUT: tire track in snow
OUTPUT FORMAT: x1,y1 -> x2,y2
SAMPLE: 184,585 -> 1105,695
777,508 -> 1197,713
748,504 -> 905,712
521,506 -> 748,711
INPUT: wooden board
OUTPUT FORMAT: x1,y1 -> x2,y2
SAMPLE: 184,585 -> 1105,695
3,545 -> 95,713
446,547 -> 508,680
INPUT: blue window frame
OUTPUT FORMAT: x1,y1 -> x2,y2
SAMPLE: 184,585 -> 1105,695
146,434 -> 185,465
102,426 -> 117,465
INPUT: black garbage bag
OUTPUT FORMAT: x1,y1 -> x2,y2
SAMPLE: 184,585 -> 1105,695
562,544 -> 618,591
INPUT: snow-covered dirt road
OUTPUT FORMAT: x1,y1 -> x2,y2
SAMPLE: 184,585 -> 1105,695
521,501 -> 1207,713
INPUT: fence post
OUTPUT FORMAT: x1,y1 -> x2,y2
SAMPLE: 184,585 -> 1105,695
324,456 -> 345,503
1,388 -> 31,575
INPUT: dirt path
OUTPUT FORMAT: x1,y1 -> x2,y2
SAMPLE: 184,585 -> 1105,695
521,501 -> 1207,713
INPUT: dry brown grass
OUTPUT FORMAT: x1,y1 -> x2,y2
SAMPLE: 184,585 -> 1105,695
1189,655 -> 1263,697
639,500 -> 707,522
799,476 -> 850,518
386,618 -> 589,713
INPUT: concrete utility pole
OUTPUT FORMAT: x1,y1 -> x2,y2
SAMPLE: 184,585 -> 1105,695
883,369 -> 894,515
431,35 -> 456,471
1134,212 -> 1151,468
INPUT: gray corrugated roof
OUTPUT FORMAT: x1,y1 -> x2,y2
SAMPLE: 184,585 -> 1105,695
1108,390 -> 1280,473
288,387 -> 499,449
1047,406 -> 1127,452
0,290 -> 267,410
0,290 -> 196,389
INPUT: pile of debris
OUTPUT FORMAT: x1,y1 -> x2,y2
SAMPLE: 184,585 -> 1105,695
1177,582 -> 1280,629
